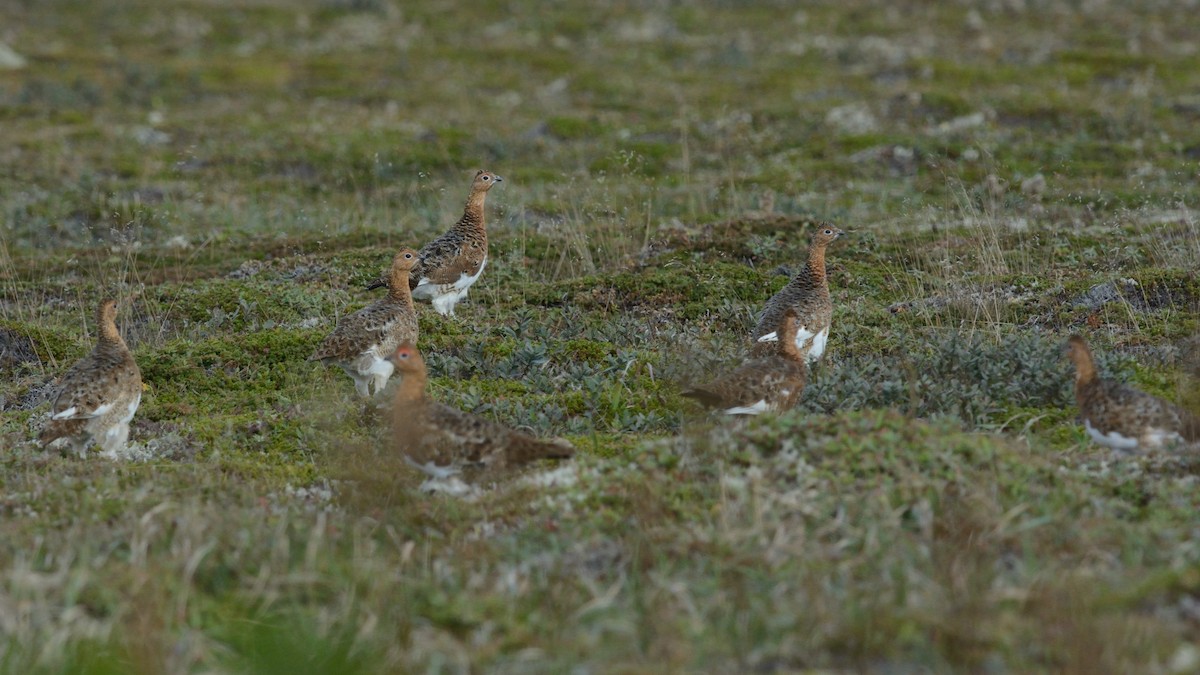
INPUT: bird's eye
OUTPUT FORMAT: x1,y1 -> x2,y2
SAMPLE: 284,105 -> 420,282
824,229 -> 832,235
482,176 -> 490,181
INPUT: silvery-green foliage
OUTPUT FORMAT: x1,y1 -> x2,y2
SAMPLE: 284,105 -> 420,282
804,331 -> 1118,426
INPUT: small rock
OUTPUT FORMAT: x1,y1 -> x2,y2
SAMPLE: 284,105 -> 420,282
1170,644 -> 1200,674
825,104 -> 879,135
521,121 -> 549,142
984,174 -> 1007,200
130,126 -> 171,146
1020,172 -> 1046,200
0,42 -> 26,70
1075,279 -> 1141,311
849,145 -> 918,174
228,260 -> 264,279
931,111 -> 988,135
965,9 -> 987,31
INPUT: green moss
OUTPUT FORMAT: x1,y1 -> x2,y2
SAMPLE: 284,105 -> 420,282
199,59 -> 291,91
1056,50 -> 1155,75
0,320 -> 84,365
481,338 -> 519,360
545,116 -> 602,140
1129,364 -> 1186,400
553,338 -> 614,364
915,90 -> 974,119
158,279 -> 327,329
837,133 -> 906,154
138,329 -> 322,415
588,261 -> 772,318
1129,269 -> 1200,309
589,141 -> 675,177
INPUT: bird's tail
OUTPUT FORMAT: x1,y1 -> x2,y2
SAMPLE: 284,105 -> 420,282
365,277 -> 387,291
681,388 -> 722,408
38,419 -> 82,446
505,435 -> 575,465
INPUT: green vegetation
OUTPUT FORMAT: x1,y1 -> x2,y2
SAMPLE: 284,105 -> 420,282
1,0 -> 1199,671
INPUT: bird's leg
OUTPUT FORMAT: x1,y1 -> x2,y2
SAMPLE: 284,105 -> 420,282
101,423 -> 130,456
352,376 -> 371,398
371,374 -> 389,396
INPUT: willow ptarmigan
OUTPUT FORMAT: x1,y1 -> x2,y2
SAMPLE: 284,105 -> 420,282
751,225 -> 844,361
1067,334 -> 1200,451
683,309 -> 808,415
39,299 -> 142,457
311,248 -> 419,397
387,342 -> 574,477
367,170 -> 502,316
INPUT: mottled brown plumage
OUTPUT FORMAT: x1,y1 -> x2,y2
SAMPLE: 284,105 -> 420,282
368,170 -> 502,316
1067,335 -> 1200,452
751,225 -> 844,361
684,309 -> 808,415
39,299 -> 142,458
311,249 -> 419,397
387,343 -> 574,477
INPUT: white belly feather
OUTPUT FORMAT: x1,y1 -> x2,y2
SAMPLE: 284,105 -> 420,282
1084,419 -> 1139,451
757,324 -> 829,362
724,400 -> 769,416
413,258 -> 487,316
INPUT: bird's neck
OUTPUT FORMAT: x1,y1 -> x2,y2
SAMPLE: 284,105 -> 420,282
393,370 -> 428,406
1073,357 -> 1097,388
459,190 -> 488,231
98,320 -> 125,349
805,245 -> 827,281
387,271 -> 412,304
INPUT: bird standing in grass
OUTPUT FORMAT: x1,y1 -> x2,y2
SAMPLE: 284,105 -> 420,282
311,248 -> 420,397
752,225 -> 844,361
1066,334 -> 1200,451
684,309 -> 808,415
40,299 -> 142,458
387,342 -> 575,477
368,170 -> 502,316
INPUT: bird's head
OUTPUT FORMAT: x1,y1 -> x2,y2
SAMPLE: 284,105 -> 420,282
392,248 -> 419,272
472,169 -> 503,192
387,342 -> 425,374
811,225 -> 845,247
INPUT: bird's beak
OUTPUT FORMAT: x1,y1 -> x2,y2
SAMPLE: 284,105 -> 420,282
494,176 -> 504,182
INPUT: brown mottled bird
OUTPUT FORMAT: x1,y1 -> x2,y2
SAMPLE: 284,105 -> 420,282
40,299 -> 142,457
311,248 -> 420,397
387,343 -> 574,477
367,170 -> 502,316
751,225 -> 844,361
1066,335 -> 1200,451
684,309 -> 808,415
